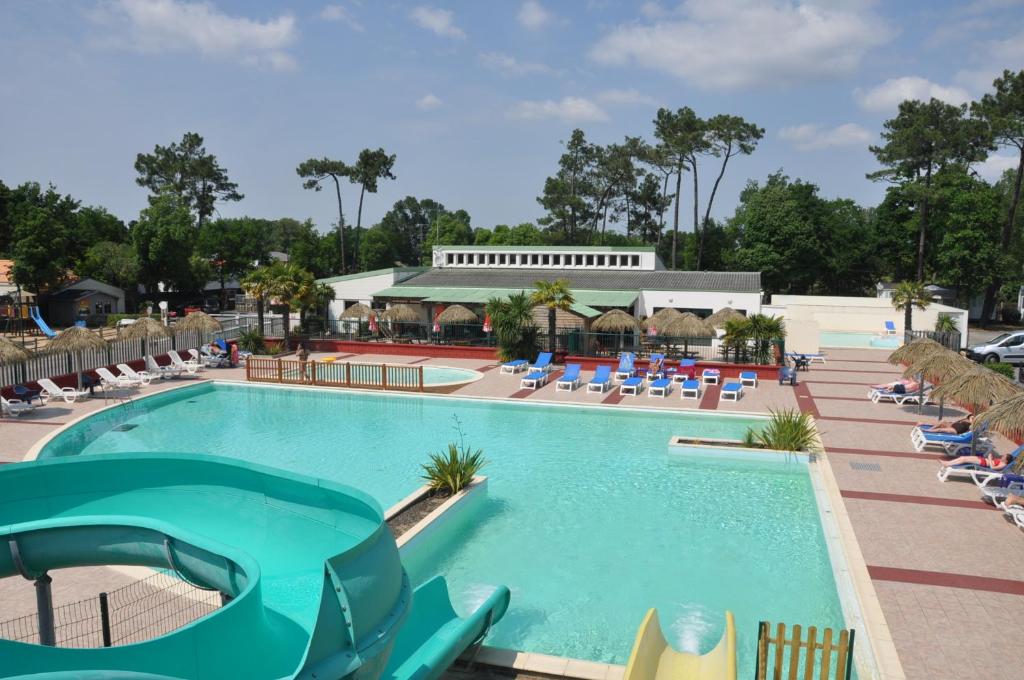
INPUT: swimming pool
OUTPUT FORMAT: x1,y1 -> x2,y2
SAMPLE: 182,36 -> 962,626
40,384 -> 847,673
820,330 -> 902,349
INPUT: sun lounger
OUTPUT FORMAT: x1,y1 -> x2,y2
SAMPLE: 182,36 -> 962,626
785,352 -> 825,365
555,364 -> 581,392
614,353 -> 636,382
701,368 -> 720,385
885,320 -> 896,335
912,424 -> 984,452
96,366 -> 137,390
118,363 -> 153,386
1,395 -> 36,417
679,358 -> 697,368
648,378 -> 671,398
500,359 -> 528,374
720,382 -> 743,402
37,378 -> 89,404
619,376 -> 643,396
520,371 -> 548,390
168,350 -> 200,376
530,352 -> 553,373
146,354 -> 182,379
873,385 -> 932,406
680,379 -> 701,400
12,385 -> 43,405
639,354 -> 665,381
739,371 -> 758,388
936,443 -> 1014,483
586,365 -> 612,393
978,472 -> 1024,505
1003,505 -> 1024,530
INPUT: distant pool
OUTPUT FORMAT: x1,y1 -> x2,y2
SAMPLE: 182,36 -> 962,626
40,384 -> 847,673
821,330 -> 901,349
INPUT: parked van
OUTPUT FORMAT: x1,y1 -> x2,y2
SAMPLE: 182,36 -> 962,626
968,332 -> 1024,364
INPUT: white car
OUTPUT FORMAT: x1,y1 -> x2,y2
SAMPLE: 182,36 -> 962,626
968,332 -> 1024,364
116,318 -> 137,327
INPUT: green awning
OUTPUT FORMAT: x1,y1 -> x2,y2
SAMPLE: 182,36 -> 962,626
570,303 -> 602,318
373,286 -> 637,309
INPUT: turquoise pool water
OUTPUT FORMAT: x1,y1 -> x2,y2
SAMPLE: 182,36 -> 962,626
820,330 -> 901,349
422,366 -> 480,385
40,384 -> 847,673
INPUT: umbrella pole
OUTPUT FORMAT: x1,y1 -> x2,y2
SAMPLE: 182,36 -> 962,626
938,396 -> 944,421
917,372 -> 924,415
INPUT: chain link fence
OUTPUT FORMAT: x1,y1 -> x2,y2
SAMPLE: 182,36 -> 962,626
0,572 -> 222,648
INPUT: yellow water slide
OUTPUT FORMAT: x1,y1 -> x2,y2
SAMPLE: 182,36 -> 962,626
623,609 -> 736,680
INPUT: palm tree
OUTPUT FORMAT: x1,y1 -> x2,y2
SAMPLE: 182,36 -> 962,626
746,314 -> 785,364
267,263 -> 309,350
722,317 -> 752,363
530,279 -> 574,352
890,281 -> 931,333
486,291 -> 540,362
242,265 -> 278,335
295,279 -> 336,333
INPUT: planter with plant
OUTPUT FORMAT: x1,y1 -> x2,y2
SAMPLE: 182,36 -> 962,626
237,328 -> 268,355
744,409 -> 821,453
421,416 -> 486,496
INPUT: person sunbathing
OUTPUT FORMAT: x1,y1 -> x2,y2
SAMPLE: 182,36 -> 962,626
1003,492 -> 1024,509
871,378 -> 919,393
940,451 -> 1012,470
917,413 -> 973,435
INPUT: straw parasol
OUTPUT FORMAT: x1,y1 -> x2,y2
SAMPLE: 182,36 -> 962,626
662,312 -> 716,338
975,392 -> 1024,473
641,308 -> 682,331
888,338 -> 944,366
591,309 -> 640,332
339,303 -> 373,320
47,326 -> 108,389
0,337 -> 32,363
175,311 -> 222,334
118,317 -> 171,340
931,366 -> 1022,414
381,304 -> 421,323
705,307 -> 746,328
436,304 -> 479,324
902,349 -> 973,418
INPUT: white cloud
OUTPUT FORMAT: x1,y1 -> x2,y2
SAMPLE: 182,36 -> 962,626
97,0 -> 298,71
854,76 -> 971,112
778,123 -> 872,151
508,97 -> 608,123
639,1 -> 669,19
518,1 -> 554,31
320,4 -> 364,32
409,6 -> 464,39
977,153 -> 1019,181
415,93 -> 442,111
590,0 -> 893,90
479,51 -> 555,77
956,29 -> 1024,92
596,88 -> 658,107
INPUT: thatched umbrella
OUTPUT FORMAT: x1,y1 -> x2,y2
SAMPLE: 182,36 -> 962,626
175,311 -> 222,334
436,304 -> 479,324
47,326 -> 108,389
975,392 -> 1024,473
118,317 -> 171,340
381,304 -> 422,323
663,313 -> 715,358
339,303 -> 372,320
932,367 -> 1022,433
591,309 -> 640,332
705,307 -> 746,328
0,337 -> 32,364
888,338 -> 944,366
902,350 -> 972,418
641,307 -> 682,331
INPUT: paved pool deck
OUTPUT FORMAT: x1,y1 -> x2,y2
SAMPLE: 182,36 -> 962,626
1,348 -> 1021,680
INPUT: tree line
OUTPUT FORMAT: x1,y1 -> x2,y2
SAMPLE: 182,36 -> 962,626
1,69 -> 1022,317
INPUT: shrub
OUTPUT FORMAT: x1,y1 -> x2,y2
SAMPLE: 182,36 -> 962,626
934,315 -> 959,333
237,328 -> 267,354
986,362 -> 1016,380
748,408 -> 820,452
486,291 -> 540,362
421,416 -> 486,495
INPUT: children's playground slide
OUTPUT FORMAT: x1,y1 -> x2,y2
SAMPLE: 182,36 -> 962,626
0,454 -> 510,680
29,306 -> 57,338
623,609 -> 736,680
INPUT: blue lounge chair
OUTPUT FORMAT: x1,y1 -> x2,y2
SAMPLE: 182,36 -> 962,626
778,366 -> 797,386
619,376 -> 643,396
586,365 -> 612,393
885,320 -> 896,335
556,364 -> 582,392
680,379 -> 701,400
12,385 -> 42,405
500,359 -> 528,374
679,358 -> 697,368
913,423 -> 989,453
520,371 -> 548,390
531,352 -> 553,373
720,382 -> 743,401
614,352 -> 636,382
938,446 -> 1021,483
701,368 -> 720,385
648,377 -> 671,398
739,371 -> 758,388
785,351 -> 825,365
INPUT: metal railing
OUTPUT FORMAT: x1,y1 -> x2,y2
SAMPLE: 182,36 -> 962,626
246,357 -> 425,391
0,572 -> 221,648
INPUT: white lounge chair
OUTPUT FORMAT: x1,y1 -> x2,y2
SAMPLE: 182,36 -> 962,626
701,369 -> 720,385
37,378 -> 89,404
555,364 -> 581,392
739,371 -> 758,388
720,382 -> 744,402
586,366 -> 612,393
680,379 -> 701,400
647,378 -> 671,398
168,350 -> 200,376
520,371 -> 548,390
619,377 -> 643,396
118,363 -> 153,386
146,354 -> 182,379
1,395 -> 36,416
96,366 -> 137,390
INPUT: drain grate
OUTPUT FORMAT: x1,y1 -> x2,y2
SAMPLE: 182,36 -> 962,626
849,461 -> 881,472
112,423 -> 139,432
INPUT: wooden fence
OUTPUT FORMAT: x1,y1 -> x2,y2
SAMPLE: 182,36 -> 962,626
756,621 -> 854,680
245,357 -> 425,392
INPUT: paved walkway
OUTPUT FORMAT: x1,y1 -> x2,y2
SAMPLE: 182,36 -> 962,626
2,349 -> 1022,679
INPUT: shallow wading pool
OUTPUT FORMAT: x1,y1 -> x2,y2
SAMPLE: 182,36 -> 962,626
40,383 -> 847,674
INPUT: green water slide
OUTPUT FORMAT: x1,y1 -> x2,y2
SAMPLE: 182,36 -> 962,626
0,454 -> 510,680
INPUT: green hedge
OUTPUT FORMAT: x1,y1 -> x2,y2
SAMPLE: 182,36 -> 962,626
106,313 -> 160,328
985,362 -> 1017,380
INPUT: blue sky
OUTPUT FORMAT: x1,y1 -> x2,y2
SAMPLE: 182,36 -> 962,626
1,0 -> 1022,235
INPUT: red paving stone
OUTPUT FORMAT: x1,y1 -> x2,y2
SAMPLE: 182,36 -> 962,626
407,357 -> 432,364
476,364 -> 501,372
812,395 -> 868,402
811,367 -> 902,375
601,389 -> 625,405
868,566 -> 1024,596
509,370 -> 563,399
792,381 -> 821,417
698,383 -> 721,409
840,489 -> 996,511
826,446 -> 942,461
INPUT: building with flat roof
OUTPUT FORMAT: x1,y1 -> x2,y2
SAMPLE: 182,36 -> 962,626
321,246 -> 762,327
